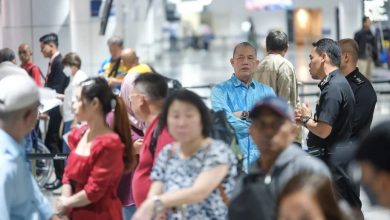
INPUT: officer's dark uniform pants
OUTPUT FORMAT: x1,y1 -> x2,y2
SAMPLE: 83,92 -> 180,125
45,106 -> 64,181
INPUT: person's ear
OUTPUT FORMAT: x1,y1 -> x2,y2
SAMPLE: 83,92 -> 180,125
320,53 -> 327,64
344,53 -> 350,63
230,58 -> 234,66
91,97 -> 100,109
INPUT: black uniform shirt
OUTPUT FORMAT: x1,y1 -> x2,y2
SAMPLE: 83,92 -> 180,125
307,70 -> 355,150
346,68 -> 377,140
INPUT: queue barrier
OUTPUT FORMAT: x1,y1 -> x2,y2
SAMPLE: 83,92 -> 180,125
27,79 -> 390,160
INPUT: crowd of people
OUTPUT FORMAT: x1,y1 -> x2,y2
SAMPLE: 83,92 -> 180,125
0,15 -> 388,220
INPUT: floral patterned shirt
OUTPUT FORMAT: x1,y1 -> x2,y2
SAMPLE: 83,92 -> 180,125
151,139 -> 237,220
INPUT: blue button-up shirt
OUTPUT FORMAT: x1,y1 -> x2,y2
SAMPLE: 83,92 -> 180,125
211,74 -> 275,171
0,129 -> 54,220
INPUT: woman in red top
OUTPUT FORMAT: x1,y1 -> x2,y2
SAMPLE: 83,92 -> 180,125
56,77 -> 136,220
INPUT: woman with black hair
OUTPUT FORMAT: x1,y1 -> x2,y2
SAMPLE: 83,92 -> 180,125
56,77 -> 135,219
277,172 -> 347,220
133,89 -> 237,220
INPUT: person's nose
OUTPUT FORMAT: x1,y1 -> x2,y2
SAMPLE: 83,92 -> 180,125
177,117 -> 187,127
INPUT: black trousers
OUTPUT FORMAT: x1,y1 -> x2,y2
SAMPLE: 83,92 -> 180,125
44,106 -> 64,180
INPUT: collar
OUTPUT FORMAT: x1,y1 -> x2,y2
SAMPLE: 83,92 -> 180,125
251,144 -> 298,175
21,61 -> 33,69
231,74 -> 255,88
0,129 -> 26,159
317,69 -> 338,89
345,68 -> 360,79
49,51 -> 60,63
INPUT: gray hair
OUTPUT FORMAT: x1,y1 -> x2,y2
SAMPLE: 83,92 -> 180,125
107,36 -> 124,48
0,48 -> 16,63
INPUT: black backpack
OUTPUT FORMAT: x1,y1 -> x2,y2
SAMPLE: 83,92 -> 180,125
210,110 -> 244,174
228,173 -> 275,220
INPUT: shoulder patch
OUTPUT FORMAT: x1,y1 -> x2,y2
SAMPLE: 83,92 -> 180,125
351,75 -> 365,85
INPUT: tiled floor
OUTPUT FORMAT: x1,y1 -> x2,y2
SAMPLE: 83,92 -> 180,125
44,44 -> 390,218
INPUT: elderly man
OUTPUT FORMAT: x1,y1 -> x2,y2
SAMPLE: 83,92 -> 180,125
98,36 -> 128,90
18,43 -> 43,86
229,96 -> 330,220
253,30 -> 298,108
211,42 -> 275,171
0,75 -> 59,220
0,48 -> 28,80
130,74 -> 174,208
121,48 -> 152,75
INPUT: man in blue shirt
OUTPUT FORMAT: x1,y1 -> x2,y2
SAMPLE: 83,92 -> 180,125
0,75 -> 58,220
211,42 -> 275,171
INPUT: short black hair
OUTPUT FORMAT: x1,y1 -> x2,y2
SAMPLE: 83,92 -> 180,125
39,33 -> 59,47
158,89 -> 212,138
356,121 -> 390,172
312,38 -> 341,67
233,42 -> 257,57
133,73 -> 168,101
363,16 -> 370,24
266,30 -> 288,52
0,48 -> 16,63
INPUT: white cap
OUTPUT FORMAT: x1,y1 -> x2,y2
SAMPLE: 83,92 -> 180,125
0,75 -> 39,112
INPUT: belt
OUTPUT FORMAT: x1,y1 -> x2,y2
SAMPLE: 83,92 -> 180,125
307,146 -> 331,164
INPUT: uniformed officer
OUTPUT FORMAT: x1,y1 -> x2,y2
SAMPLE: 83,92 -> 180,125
339,38 -> 377,140
295,38 -> 355,162
295,38 -> 358,213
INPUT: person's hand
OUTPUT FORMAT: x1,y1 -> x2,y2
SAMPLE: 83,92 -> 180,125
56,196 -> 70,216
299,103 -> 312,117
155,211 -> 167,220
50,215 -> 61,220
39,112 -> 49,120
108,77 -> 114,87
233,111 -> 242,119
295,103 -> 311,125
294,107 -> 303,125
132,198 -> 154,220
51,214 -> 69,220
133,139 -> 143,154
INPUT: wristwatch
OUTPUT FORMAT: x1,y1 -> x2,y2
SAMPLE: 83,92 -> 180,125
241,111 -> 249,120
302,115 -> 311,127
152,195 -> 164,214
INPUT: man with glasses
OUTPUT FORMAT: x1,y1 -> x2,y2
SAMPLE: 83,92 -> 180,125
130,74 -> 174,210
0,75 -> 59,220
211,42 -> 275,172
229,96 -> 330,220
